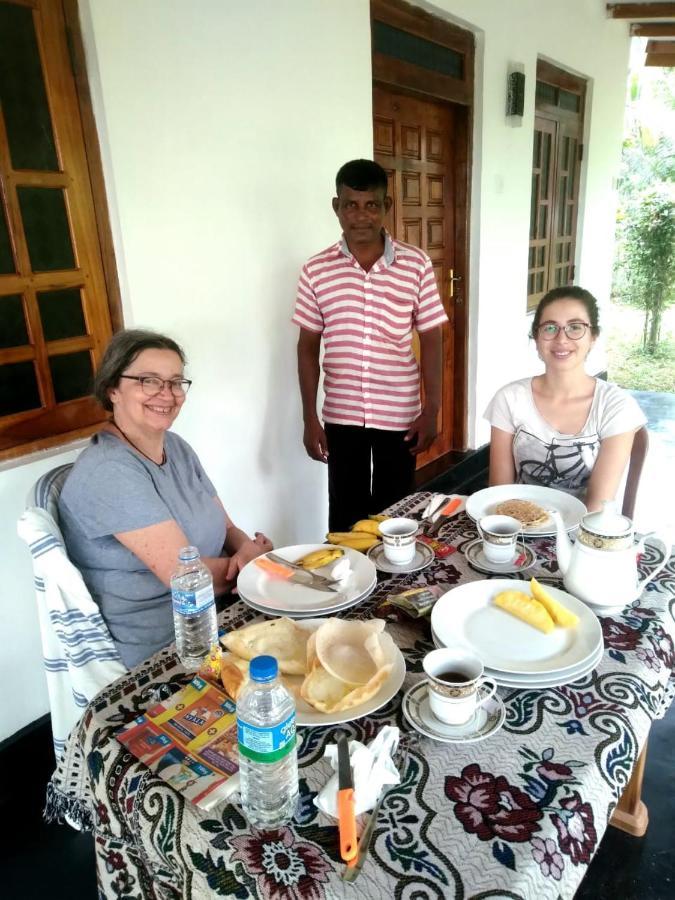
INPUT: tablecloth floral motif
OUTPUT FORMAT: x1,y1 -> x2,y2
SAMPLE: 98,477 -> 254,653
46,493 -> 675,900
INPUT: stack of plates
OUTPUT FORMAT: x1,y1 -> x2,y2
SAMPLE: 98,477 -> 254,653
430,579 -> 603,689
236,544 -> 377,619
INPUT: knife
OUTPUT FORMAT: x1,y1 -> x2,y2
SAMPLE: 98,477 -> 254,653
427,497 -> 463,537
254,556 -> 342,592
336,733 -> 357,864
265,552 -> 340,587
342,781 -> 389,882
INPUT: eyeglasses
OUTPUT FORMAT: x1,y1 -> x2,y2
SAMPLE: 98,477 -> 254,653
537,322 -> 591,341
119,375 -> 192,396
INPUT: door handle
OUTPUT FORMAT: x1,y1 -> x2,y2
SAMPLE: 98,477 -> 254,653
448,269 -> 463,302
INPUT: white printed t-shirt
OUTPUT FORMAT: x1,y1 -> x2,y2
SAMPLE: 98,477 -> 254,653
484,377 -> 647,498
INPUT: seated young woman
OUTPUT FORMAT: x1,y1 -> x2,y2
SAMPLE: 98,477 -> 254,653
485,286 -> 646,512
59,329 -> 272,669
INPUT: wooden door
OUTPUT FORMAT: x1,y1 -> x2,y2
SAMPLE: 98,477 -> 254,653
373,85 -> 460,468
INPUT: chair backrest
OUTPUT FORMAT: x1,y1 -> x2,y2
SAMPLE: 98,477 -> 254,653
18,466 -> 126,758
622,426 -> 649,520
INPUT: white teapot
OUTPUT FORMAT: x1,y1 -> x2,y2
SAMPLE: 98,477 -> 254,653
552,502 -> 671,609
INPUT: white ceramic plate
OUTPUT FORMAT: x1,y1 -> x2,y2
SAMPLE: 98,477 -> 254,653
367,540 -> 434,574
431,628 -> 604,688
431,578 -> 602,675
238,578 -> 376,619
402,681 -> 505,744
465,485 -> 587,537
236,545 -> 377,615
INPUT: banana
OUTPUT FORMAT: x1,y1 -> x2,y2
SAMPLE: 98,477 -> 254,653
327,531 -> 380,552
296,547 -> 344,569
368,514 -> 390,523
351,519 -> 382,536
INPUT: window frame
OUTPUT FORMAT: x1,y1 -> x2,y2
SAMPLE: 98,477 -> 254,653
0,0 -> 121,462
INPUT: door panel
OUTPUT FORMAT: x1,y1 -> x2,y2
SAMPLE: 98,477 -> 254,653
373,84 -> 459,467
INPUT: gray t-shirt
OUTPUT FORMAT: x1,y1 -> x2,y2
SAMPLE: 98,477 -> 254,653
59,430 -> 226,669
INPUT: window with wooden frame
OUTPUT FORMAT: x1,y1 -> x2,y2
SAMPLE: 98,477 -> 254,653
527,61 -> 586,312
0,0 -> 120,461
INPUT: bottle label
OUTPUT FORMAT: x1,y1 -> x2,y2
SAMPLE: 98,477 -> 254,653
237,711 -> 296,763
172,585 -> 214,616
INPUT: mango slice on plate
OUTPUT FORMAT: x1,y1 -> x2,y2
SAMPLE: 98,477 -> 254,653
530,577 -> 579,628
493,589 -> 555,634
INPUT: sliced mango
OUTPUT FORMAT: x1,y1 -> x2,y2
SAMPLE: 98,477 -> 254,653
493,590 -> 555,634
530,577 -> 579,628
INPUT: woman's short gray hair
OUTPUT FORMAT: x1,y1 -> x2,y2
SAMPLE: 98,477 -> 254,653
94,329 -> 187,412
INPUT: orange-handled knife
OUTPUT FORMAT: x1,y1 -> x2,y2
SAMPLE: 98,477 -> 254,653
336,733 -> 357,863
440,497 -> 462,516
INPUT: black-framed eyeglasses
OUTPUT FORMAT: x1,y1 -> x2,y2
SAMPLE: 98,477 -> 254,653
537,322 -> 591,341
119,375 -> 192,396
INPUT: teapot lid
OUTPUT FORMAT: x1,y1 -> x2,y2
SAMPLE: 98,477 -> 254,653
582,501 -> 632,537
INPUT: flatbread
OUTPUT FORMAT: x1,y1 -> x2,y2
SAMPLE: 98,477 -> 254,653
300,631 -> 395,713
314,618 -> 386,685
219,652 -> 303,701
221,616 -> 309,675
494,498 -> 549,527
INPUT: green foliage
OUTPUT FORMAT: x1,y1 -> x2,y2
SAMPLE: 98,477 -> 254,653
608,336 -> 675,393
618,192 -> 675,353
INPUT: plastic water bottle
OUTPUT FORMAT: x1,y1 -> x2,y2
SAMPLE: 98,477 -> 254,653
170,546 -> 218,670
237,655 -> 299,827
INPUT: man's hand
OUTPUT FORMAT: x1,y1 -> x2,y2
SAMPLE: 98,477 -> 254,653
303,417 -> 329,463
404,410 -> 439,455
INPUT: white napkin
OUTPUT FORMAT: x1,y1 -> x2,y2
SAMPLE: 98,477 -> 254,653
328,557 -> 352,584
314,726 -> 400,817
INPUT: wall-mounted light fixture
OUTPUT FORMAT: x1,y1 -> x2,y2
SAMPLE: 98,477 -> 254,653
506,70 -> 525,118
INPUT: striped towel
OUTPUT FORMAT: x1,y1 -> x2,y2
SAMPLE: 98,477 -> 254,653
17,505 -> 127,758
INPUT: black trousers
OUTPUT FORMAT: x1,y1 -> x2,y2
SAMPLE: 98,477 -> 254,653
325,423 -> 416,531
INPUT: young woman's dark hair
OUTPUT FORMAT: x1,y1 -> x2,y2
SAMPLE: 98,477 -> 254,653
93,329 -> 187,412
335,159 -> 388,195
531,286 -> 601,339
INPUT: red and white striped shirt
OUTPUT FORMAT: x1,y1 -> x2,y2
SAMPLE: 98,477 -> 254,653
292,233 -> 448,431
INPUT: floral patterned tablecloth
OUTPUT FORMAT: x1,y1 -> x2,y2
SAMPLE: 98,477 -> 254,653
46,493 -> 675,900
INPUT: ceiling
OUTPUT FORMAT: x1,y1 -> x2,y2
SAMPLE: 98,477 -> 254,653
607,2 -> 675,65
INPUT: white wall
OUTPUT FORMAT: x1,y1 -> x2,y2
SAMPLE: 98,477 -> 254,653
0,0 -> 631,741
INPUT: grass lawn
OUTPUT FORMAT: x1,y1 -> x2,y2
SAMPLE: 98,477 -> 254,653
605,303 -> 675,393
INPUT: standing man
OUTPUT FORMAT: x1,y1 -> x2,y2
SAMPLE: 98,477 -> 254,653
292,159 -> 448,530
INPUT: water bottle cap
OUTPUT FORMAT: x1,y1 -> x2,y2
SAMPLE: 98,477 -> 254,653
178,546 -> 200,561
249,655 -> 278,682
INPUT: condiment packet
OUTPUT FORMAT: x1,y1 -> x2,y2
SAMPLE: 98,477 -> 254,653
386,584 -> 445,617
418,534 -> 457,559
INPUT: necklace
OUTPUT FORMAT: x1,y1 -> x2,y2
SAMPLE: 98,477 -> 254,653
109,422 -> 166,466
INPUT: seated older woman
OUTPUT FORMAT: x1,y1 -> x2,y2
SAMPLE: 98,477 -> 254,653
59,329 -> 272,669
485,287 -> 646,511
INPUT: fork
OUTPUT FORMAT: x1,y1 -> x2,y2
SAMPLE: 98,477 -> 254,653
341,734 -> 416,882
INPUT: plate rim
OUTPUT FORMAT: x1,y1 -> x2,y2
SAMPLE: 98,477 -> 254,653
431,577 -> 602,675
238,577 -> 377,618
465,484 -> 586,536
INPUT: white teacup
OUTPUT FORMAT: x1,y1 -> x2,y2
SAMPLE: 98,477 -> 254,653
423,647 -> 497,725
477,514 -> 521,564
379,517 -> 418,566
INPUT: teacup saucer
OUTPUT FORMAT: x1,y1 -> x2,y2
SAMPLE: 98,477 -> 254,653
464,538 -> 535,575
367,540 -> 434,574
402,680 -> 505,743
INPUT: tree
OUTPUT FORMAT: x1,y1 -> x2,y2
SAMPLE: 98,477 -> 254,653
620,191 -> 675,354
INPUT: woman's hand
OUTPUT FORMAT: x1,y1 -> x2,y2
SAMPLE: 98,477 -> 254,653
222,532 -> 274,588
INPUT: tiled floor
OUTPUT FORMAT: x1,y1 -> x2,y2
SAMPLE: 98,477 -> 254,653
3,390 -> 673,899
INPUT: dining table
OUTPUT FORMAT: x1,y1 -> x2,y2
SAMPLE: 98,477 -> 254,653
45,491 -> 675,900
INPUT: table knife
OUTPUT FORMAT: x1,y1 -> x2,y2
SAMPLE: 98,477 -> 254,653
342,782 -> 389,882
427,497 -> 463,537
336,733 -> 357,864
265,552 -> 340,587
254,556 -> 342,592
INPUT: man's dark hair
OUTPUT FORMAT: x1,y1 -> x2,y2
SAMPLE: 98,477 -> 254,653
94,329 -> 187,412
335,159 -> 388,195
